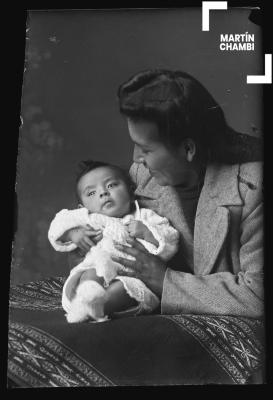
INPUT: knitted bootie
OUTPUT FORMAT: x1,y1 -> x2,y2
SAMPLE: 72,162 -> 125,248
66,280 -> 108,323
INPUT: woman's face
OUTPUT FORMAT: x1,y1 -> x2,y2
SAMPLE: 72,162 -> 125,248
127,118 -> 195,187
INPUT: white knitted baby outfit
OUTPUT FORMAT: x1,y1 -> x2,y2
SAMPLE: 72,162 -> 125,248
48,201 -> 179,323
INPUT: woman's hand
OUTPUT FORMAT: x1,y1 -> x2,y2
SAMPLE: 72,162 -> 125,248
112,237 -> 167,297
67,225 -> 103,253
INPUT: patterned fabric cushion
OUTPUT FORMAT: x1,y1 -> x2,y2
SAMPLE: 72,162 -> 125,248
7,277 -> 265,387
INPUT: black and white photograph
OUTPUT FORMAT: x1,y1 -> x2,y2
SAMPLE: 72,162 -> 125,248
8,5 -> 267,387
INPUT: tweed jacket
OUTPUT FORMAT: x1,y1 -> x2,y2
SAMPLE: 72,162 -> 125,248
129,161 -> 263,318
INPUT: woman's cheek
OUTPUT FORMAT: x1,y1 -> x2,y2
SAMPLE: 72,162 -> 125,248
144,154 -> 151,167
148,154 -> 157,169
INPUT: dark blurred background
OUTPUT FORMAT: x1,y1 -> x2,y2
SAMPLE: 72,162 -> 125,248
11,8 -> 262,284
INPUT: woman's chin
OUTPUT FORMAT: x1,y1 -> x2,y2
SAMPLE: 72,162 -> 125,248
153,175 -> 170,186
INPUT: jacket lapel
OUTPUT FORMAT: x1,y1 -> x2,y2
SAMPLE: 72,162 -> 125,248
134,162 -> 244,276
135,172 -> 192,238
135,169 -> 195,268
194,163 -> 243,275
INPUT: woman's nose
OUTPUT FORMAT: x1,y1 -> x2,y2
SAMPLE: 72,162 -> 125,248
133,146 -> 144,164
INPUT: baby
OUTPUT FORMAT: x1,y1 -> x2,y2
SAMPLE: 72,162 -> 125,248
48,160 -> 179,323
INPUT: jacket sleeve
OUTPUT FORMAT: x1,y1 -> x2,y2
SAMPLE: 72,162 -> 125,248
48,208 -> 90,252
161,173 -> 264,318
138,208 -> 180,261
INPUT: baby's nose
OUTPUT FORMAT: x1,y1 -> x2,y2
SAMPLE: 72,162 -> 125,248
100,190 -> 109,198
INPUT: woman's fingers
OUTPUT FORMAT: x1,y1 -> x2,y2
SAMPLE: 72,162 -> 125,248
114,244 -> 140,258
111,255 -> 140,271
127,237 -> 149,253
115,239 -> 148,257
117,269 -> 136,278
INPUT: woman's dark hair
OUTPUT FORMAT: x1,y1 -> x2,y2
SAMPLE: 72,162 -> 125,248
118,69 -> 262,163
75,159 -> 136,203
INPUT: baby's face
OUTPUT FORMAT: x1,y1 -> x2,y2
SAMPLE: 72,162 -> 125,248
77,166 -> 132,218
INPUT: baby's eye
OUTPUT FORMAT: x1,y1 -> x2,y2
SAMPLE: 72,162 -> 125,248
87,191 -> 96,196
108,182 -> 118,189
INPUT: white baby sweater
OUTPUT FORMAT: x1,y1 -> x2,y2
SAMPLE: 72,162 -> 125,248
48,201 -> 178,258
48,201 -> 179,314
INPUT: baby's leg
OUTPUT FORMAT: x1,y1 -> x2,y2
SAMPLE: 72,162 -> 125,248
108,276 -> 160,316
66,269 -> 107,323
78,268 -> 104,287
104,280 -> 138,316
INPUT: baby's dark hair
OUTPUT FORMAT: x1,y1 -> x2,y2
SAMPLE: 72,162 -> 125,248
75,159 -> 136,204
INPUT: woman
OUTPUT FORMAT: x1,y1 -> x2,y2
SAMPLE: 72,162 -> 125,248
110,69 -> 264,318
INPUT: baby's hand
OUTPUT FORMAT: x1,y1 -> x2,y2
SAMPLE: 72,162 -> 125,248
127,221 -> 159,247
127,220 -> 148,240
67,226 -> 103,253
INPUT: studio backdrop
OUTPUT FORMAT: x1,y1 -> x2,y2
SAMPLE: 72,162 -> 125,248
12,8 -> 262,284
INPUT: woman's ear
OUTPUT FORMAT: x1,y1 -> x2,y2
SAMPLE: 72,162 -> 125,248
184,139 -> 196,162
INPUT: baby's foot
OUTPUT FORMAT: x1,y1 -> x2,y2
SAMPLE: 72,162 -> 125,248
66,297 -> 91,323
66,281 -> 108,323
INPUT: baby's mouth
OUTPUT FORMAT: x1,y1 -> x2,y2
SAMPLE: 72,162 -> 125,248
102,200 -> 113,208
